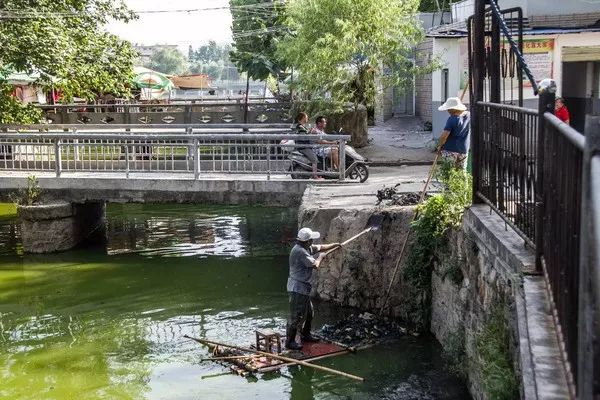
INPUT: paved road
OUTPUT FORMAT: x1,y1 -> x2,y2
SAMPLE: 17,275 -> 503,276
302,165 -> 439,210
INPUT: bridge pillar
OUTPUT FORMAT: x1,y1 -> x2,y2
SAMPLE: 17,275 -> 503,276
18,201 -> 106,253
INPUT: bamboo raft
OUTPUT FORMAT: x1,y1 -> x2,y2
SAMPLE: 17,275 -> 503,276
185,332 -> 364,381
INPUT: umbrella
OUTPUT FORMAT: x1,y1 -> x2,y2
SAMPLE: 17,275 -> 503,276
132,66 -> 174,90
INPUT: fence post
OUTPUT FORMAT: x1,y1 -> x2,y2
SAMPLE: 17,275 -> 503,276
578,115 -> 600,400
185,105 -> 192,125
54,138 -> 62,177
266,144 -> 271,181
470,0 -> 486,204
535,79 -> 556,272
193,138 -> 199,180
124,104 -> 131,126
125,142 -> 130,179
338,140 -> 346,182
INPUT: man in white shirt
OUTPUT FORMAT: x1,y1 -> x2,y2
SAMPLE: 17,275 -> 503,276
311,116 -> 340,170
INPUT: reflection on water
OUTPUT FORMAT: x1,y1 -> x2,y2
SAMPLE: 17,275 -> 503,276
0,204 -> 469,400
106,204 -> 296,258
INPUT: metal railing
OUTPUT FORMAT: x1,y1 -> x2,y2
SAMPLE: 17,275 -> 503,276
475,101 -> 538,245
36,101 -> 293,125
470,1 -> 599,397
541,113 -> 585,389
0,132 -> 350,181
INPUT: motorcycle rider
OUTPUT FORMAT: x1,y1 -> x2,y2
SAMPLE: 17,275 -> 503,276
294,112 -> 321,180
311,116 -> 339,170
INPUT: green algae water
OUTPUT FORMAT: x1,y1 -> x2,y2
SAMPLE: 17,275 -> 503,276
0,203 -> 469,400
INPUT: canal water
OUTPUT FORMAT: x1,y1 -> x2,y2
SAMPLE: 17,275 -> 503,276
0,203 -> 469,400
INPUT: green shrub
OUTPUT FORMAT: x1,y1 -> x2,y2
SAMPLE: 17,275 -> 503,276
10,175 -> 42,206
443,327 -> 467,378
402,165 -> 472,331
476,307 -> 519,400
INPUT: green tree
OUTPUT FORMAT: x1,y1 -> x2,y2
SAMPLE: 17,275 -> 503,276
144,47 -> 188,75
279,0 -> 426,110
0,0 -> 138,108
229,0 -> 289,83
419,0 -> 453,12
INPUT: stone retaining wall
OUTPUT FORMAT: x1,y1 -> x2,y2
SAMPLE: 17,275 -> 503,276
431,205 -> 570,400
299,205 -> 415,318
18,201 -> 106,253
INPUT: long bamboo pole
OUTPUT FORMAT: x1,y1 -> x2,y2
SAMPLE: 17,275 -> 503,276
184,335 -> 364,382
200,355 -> 259,362
378,81 -> 470,315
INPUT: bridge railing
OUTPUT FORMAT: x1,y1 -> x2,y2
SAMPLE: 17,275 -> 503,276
0,132 -> 351,181
36,101 -> 292,125
0,123 -> 294,132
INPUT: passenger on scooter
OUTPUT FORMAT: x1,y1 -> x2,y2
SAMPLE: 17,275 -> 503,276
294,112 -> 321,180
311,116 -> 339,170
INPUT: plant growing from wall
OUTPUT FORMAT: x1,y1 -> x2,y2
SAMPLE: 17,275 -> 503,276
9,175 -> 42,206
442,327 -> 467,378
476,306 -> 519,400
402,166 -> 472,331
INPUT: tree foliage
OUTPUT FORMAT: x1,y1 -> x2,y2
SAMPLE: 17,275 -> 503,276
188,41 -> 239,80
0,83 -> 43,124
144,47 -> 188,75
229,0 -> 288,82
189,41 -> 231,64
0,0 -> 138,105
279,0 -> 427,109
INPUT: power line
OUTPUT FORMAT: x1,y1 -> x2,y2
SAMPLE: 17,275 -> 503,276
0,2 -> 284,19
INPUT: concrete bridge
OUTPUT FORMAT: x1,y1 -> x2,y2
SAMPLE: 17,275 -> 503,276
0,126 -> 356,205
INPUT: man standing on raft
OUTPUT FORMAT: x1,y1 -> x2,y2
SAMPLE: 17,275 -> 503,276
286,227 -> 340,350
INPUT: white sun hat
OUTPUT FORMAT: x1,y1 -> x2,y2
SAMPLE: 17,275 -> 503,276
297,227 -> 320,241
438,97 -> 467,111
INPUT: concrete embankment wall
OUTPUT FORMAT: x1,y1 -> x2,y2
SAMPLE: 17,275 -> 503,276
301,199 -> 570,400
431,206 -> 569,400
298,204 -> 415,316
0,177 -> 309,206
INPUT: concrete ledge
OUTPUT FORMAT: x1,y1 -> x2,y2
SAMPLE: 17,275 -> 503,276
0,176 -> 311,206
464,205 -> 535,273
18,201 -> 72,220
464,205 -> 569,400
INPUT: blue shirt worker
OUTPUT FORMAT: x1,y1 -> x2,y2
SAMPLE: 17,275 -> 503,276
286,227 -> 340,350
437,97 -> 471,169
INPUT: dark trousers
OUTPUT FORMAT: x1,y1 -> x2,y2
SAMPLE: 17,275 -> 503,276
287,292 -> 313,342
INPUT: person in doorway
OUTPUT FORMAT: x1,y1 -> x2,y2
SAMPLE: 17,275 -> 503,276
311,116 -> 340,170
286,227 -> 340,350
295,112 -> 321,180
555,97 -> 570,125
437,97 -> 471,170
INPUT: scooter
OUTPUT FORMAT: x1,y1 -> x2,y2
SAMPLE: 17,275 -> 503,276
287,144 -> 369,182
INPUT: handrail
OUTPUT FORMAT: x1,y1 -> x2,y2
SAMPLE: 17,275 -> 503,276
477,101 -> 537,115
544,112 -> 585,151
36,102 -> 292,109
0,133 -> 351,141
0,123 -> 294,131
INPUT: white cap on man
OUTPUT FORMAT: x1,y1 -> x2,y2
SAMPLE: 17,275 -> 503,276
297,227 -> 320,242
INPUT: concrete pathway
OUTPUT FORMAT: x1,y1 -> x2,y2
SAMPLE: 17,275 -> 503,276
302,165 -> 439,210
361,115 -> 437,166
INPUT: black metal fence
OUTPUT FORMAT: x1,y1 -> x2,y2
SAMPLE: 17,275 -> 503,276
469,1 -> 599,397
474,93 -> 598,400
475,102 -> 538,244
541,112 -> 584,386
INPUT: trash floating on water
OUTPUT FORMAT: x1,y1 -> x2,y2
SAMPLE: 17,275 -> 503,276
318,312 -> 407,347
